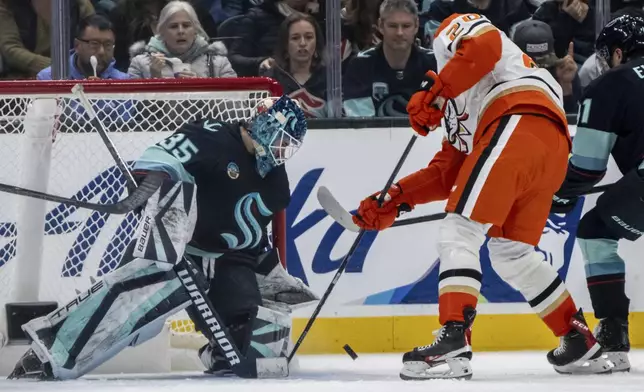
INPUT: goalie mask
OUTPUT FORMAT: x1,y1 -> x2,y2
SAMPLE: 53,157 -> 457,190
248,95 -> 307,178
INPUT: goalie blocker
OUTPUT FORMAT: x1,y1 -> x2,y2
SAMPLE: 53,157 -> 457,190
7,177 -> 291,380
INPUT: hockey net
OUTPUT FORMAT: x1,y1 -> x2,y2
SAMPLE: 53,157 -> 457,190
0,78 -> 285,353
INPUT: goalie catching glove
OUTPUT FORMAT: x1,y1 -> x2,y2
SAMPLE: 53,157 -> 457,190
406,70 -> 449,136
352,184 -> 413,231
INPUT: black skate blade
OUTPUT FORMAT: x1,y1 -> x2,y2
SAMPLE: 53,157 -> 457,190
553,346 -> 613,376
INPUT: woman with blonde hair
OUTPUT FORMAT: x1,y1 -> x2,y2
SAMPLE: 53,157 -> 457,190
128,0 -> 236,78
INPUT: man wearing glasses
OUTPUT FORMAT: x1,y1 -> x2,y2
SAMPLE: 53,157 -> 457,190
37,14 -> 128,80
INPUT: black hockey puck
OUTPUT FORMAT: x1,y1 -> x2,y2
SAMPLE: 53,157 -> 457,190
343,344 -> 358,360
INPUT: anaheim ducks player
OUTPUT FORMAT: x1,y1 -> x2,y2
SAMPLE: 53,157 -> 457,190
352,13 -> 611,379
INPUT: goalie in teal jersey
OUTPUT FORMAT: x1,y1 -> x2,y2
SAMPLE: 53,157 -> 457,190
8,96 -> 317,380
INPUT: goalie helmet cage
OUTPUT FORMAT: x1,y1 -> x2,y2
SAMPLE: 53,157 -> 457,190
0,78 -> 286,351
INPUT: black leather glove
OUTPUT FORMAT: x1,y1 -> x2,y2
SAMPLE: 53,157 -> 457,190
551,194 -> 578,214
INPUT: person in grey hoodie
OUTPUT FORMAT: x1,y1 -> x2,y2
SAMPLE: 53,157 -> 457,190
128,0 -> 236,79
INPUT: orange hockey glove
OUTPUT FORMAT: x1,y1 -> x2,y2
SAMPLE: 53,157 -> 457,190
352,184 -> 413,231
407,71 -> 448,136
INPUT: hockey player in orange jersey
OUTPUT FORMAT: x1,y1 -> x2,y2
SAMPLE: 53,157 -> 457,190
352,12 -> 612,379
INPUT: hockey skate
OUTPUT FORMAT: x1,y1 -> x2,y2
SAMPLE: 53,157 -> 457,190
198,344 -> 234,377
7,348 -> 54,380
400,307 -> 476,380
595,318 -> 630,372
547,309 -> 612,375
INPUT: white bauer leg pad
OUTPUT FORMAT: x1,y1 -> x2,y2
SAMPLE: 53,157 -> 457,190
18,178 -> 198,380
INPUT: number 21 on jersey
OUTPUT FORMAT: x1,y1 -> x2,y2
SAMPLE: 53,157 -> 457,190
158,133 -> 199,163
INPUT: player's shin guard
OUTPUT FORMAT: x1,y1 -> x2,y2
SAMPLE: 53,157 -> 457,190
487,238 -> 610,374
577,208 -> 631,371
436,214 -> 486,325
12,258 -> 192,380
488,238 -> 577,336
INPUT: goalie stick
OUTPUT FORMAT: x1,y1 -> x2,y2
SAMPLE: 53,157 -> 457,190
71,84 -> 287,378
288,134 -> 419,362
71,84 -> 138,193
318,183 -> 614,232
0,173 -> 162,214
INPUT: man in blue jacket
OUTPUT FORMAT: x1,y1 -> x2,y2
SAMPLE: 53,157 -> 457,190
38,14 -> 128,80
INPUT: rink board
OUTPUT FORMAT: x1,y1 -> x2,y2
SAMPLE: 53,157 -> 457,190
1,123 -> 642,357
284,125 -> 644,353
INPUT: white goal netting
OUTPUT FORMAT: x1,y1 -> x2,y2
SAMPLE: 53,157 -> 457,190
0,78 -> 283,351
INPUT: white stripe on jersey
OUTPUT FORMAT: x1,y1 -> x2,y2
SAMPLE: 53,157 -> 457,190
461,115 -> 521,218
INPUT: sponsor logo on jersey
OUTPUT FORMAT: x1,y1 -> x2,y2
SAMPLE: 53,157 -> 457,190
227,162 -> 240,180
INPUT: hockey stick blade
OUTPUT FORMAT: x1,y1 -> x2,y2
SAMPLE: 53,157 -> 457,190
0,172 -> 163,214
317,186 -> 360,232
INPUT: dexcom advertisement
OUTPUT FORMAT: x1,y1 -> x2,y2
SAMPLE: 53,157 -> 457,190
0,126 -> 640,315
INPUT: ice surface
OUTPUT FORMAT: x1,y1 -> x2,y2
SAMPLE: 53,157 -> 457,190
1,351 -> 643,392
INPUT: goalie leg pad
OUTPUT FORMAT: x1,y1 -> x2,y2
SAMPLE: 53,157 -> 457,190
21,258 -> 192,380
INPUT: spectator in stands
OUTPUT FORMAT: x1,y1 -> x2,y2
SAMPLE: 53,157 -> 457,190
109,0 -> 217,72
128,0 -> 236,78
421,0 -> 532,40
228,0 -> 323,76
532,0 -> 595,64
0,0 -> 94,79
37,15 -> 128,80
342,0 -> 436,117
341,0 -> 382,57
200,0 -> 259,26
261,13 -> 327,117
512,19 -> 581,113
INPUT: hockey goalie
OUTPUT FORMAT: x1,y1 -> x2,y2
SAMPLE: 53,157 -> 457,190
8,95 -> 317,380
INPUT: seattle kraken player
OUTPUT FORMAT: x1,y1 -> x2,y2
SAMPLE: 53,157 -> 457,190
552,15 -> 644,373
8,96 -> 315,380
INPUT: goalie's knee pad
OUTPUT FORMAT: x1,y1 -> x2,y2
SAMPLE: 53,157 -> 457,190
487,238 -> 565,314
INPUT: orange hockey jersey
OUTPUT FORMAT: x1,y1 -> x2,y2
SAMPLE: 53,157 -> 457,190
396,13 -> 570,207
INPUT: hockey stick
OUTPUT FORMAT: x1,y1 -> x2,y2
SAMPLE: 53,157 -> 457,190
0,173 -> 162,214
175,256 -> 288,378
72,85 -> 286,378
71,84 -> 138,193
288,134 -> 419,362
319,183 -> 615,232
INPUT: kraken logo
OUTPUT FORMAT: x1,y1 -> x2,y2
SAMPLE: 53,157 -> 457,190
221,193 -> 272,250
